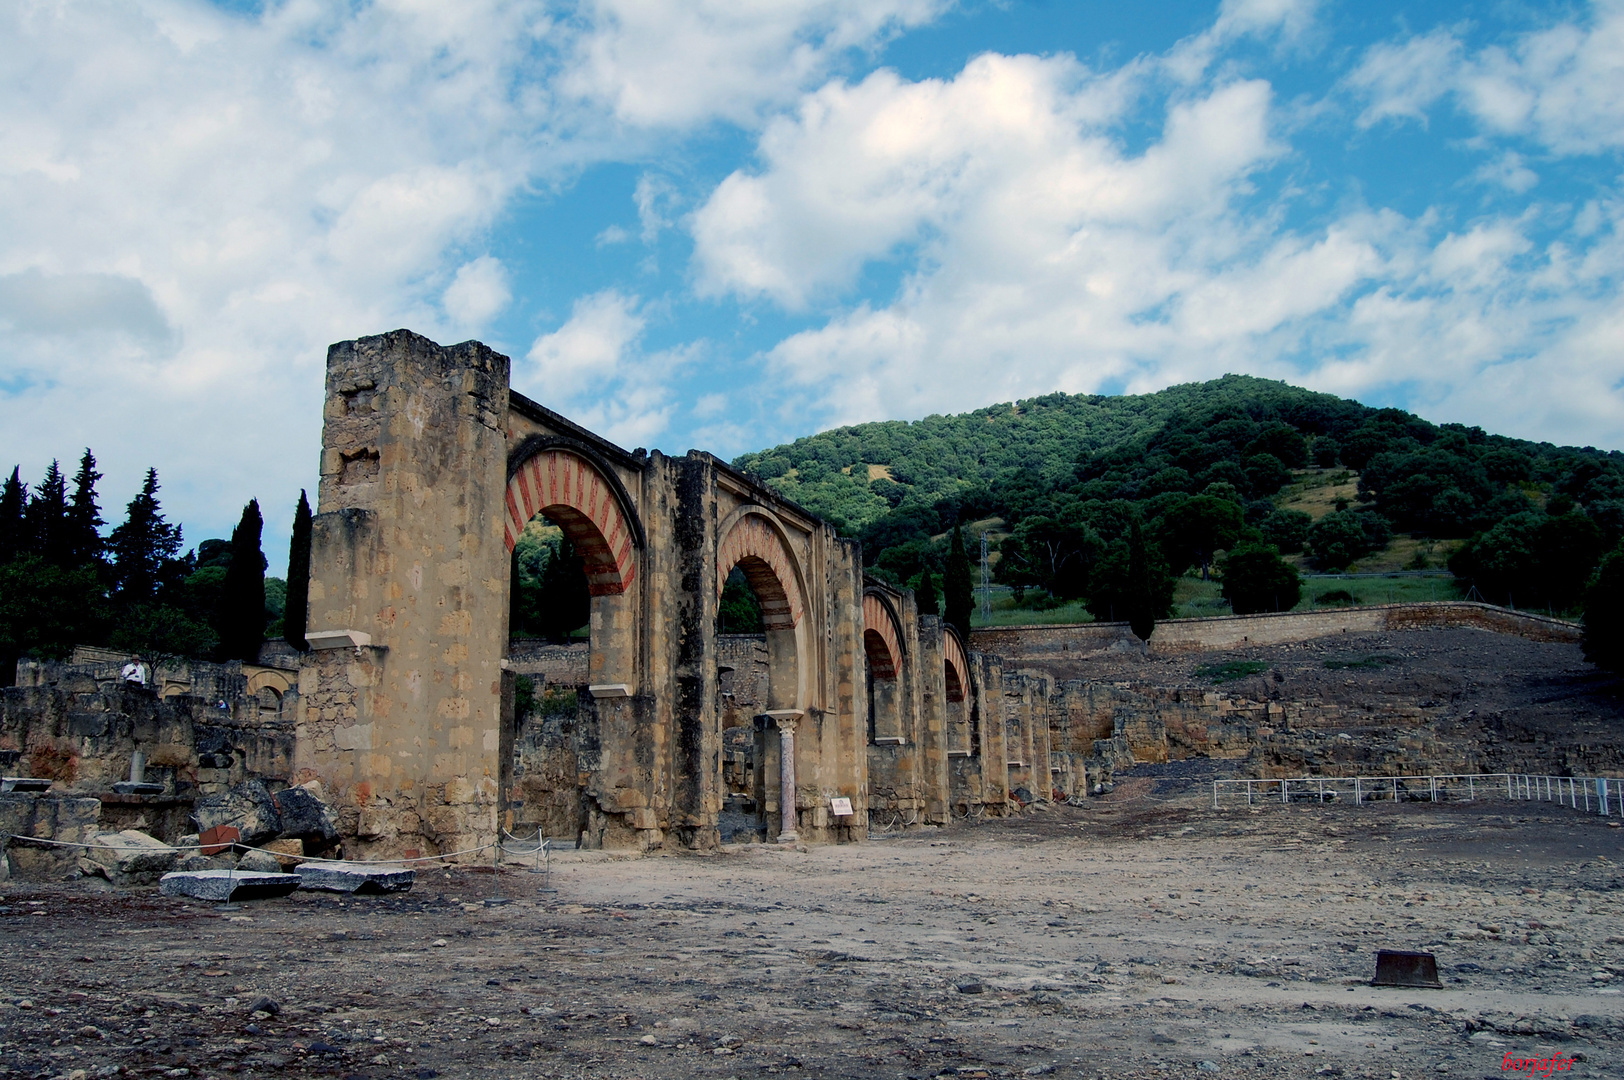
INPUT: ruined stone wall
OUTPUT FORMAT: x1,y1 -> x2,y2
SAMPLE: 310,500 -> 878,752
969,654 -> 1012,814
915,617 -> 952,825
506,641 -> 589,688
1,660 -> 297,843
1058,677 -> 1624,785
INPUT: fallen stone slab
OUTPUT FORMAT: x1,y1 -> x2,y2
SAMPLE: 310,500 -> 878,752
84,829 -> 180,885
158,869 -> 301,902
295,863 -> 415,894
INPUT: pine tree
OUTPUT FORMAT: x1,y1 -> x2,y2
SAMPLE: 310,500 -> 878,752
64,449 -> 104,568
218,499 -> 266,663
284,490 -> 312,650
0,468 -> 26,565
915,567 -> 939,617
944,524 -> 975,638
25,460 -> 68,565
109,468 -> 182,604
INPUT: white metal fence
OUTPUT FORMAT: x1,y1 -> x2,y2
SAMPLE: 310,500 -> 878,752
1212,773 -> 1624,816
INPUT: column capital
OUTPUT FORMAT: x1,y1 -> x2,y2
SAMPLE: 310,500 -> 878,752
763,708 -> 803,733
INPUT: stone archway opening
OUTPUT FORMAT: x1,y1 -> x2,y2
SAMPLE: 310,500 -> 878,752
505,446 -> 639,689
716,511 -> 807,845
862,593 -> 904,746
504,445 -> 642,846
943,627 -> 972,758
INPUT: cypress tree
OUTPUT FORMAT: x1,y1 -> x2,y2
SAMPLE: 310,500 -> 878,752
64,449 -> 104,568
284,490 -> 312,651
218,499 -> 266,663
944,524 -> 975,638
915,567 -> 939,616
25,460 -> 68,565
109,468 -> 182,605
0,468 -> 25,565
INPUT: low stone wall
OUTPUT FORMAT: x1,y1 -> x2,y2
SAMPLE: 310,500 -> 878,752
971,602 -> 1581,664
506,640 -> 590,687
1,676 -> 296,832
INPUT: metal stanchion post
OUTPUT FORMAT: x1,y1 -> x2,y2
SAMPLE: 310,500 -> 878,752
485,836 -> 509,907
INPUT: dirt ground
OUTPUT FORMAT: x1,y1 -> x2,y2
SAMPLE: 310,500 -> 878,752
4,777 -> 1624,1080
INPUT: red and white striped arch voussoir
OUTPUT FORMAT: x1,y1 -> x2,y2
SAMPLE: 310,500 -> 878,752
943,627 -> 969,703
717,514 -> 804,630
863,593 -> 902,680
505,449 -> 637,597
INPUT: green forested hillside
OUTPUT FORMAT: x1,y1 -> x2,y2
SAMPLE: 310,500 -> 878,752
734,376 -> 1382,531
732,375 -> 1624,629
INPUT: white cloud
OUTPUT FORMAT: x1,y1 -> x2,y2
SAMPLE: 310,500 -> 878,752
693,55 -> 1272,309
1214,0 -> 1318,41
443,256 -> 513,329
1473,151 -> 1539,194
517,289 -> 692,447
525,289 -> 646,397
634,173 -> 677,243
1349,2 -> 1624,153
0,0 -> 953,555
687,18 -> 1624,449
558,0 -> 950,127
1347,27 -> 1464,128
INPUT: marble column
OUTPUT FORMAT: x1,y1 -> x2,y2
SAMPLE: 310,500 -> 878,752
776,715 -> 799,843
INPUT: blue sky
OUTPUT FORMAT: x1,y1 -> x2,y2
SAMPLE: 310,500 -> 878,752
2,0 -> 1622,572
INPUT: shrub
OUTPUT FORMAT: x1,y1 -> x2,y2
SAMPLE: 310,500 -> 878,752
1219,544 -> 1302,615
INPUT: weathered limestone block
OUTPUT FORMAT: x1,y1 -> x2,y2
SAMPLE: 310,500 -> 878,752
269,784 -> 339,846
0,793 -> 101,881
83,829 -> 180,885
236,847 -> 285,874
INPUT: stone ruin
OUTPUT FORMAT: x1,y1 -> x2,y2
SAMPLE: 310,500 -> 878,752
3,329 -> 1601,879
3,331 -> 1120,875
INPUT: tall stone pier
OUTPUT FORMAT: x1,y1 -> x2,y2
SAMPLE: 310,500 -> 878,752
295,332 -> 511,857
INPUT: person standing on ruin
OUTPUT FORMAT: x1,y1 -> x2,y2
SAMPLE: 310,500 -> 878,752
120,654 -> 148,689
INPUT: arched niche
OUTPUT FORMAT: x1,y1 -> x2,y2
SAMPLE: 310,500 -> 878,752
505,441 -> 644,690
863,590 -> 905,744
716,507 -> 807,712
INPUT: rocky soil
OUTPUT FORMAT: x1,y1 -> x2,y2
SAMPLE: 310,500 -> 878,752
4,778 -> 1624,1080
